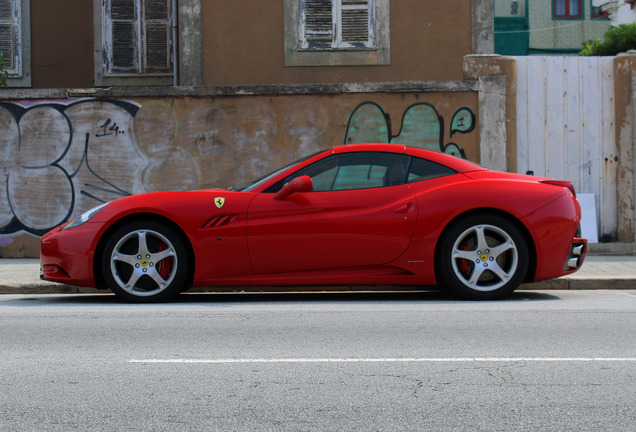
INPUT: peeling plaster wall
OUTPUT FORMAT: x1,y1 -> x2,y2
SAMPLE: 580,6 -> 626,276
615,54 -> 636,242
464,55 -> 516,172
472,0 -> 495,54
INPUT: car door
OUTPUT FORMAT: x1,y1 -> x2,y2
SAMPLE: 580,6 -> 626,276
246,152 -> 418,274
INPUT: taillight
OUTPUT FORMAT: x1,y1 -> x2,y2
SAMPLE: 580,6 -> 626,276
540,180 -> 576,197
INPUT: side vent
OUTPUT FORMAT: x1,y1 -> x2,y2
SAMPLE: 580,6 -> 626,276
201,214 -> 239,229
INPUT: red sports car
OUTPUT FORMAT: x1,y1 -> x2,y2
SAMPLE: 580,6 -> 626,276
40,144 -> 586,302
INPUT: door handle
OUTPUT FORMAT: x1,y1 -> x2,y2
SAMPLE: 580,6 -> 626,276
394,203 -> 413,213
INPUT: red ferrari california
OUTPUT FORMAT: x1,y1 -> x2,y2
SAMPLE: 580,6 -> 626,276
40,144 -> 586,302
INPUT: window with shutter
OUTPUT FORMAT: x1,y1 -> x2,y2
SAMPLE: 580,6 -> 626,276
104,0 -> 172,75
300,0 -> 375,50
285,0 -> 389,66
96,0 -> 204,86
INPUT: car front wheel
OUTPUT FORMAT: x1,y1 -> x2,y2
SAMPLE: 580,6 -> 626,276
437,214 -> 529,300
101,220 -> 190,302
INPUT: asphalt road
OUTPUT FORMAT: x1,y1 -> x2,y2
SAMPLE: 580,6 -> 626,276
2,290 -> 636,431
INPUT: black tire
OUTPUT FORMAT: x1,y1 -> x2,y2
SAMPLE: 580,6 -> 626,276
101,220 -> 190,302
437,213 -> 529,300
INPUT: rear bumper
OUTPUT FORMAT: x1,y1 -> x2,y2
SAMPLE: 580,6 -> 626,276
522,189 -> 587,282
564,239 -> 587,273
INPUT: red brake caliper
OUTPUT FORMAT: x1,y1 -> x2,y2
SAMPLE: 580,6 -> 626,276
158,242 -> 173,280
458,240 -> 471,277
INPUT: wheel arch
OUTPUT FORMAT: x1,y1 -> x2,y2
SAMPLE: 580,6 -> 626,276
434,208 -> 537,284
93,213 -> 195,290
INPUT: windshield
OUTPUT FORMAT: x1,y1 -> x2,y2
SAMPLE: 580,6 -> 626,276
238,150 -> 325,192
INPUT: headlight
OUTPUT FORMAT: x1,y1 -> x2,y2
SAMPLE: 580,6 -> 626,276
60,203 -> 109,230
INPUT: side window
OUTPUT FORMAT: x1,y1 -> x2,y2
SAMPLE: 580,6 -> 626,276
266,152 -> 409,192
95,0 -> 175,86
591,4 -> 608,20
407,157 -> 457,183
0,0 -> 31,87
553,0 -> 582,19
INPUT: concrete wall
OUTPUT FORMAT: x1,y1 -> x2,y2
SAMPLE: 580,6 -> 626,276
614,53 -> 636,243
0,84 -> 480,257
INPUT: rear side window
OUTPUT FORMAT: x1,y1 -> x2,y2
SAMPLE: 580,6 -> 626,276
407,157 -> 457,183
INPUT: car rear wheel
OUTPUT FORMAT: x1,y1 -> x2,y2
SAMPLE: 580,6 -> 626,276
437,214 -> 529,300
101,220 -> 189,302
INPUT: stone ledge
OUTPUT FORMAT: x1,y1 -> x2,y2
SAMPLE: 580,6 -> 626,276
0,81 -> 480,100
588,242 -> 635,255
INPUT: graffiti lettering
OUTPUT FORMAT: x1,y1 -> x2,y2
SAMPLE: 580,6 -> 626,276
96,118 -> 125,137
344,102 -> 475,158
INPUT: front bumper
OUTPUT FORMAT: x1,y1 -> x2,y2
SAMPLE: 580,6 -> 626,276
40,222 -> 105,288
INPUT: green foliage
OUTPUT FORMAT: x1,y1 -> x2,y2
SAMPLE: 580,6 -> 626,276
581,23 -> 636,56
0,53 -> 7,87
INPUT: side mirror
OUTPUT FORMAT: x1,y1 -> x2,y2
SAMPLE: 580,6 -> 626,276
273,176 -> 313,200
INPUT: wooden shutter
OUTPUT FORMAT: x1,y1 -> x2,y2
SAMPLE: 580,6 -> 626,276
341,0 -> 369,46
143,0 -> 170,72
110,0 -> 137,71
107,0 -> 172,74
304,0 -> 333,47
0,0 -> 15,70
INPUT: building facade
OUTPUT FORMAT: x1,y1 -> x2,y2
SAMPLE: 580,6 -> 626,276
495,0 -> 610,55
594,0 -> 636,25
1,0 -> 494,89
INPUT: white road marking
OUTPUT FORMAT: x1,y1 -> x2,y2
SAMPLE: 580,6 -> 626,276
613,291 -> 636,298
129,357 -> 636,364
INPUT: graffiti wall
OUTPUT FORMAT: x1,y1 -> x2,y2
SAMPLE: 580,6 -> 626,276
0,92 -> 478,256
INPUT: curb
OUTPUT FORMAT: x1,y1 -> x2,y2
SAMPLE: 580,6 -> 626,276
1,278 -> 635,295
2,254 -> 636,295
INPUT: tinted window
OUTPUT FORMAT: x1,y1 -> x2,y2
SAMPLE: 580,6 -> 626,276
406,157 -> 457,183
265,152 -> 409,192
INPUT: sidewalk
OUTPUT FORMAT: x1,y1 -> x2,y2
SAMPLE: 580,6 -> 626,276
1,255 -> 635,294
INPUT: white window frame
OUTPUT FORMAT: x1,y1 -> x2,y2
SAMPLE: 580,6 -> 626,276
285,0 -> 390,66
0,0 -> 31,87
94,0 -> 175,86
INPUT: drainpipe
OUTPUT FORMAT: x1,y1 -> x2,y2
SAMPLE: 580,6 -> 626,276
172,0 -> 178,87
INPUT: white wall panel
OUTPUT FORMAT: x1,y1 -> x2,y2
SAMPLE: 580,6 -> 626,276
516,56 -> 616,239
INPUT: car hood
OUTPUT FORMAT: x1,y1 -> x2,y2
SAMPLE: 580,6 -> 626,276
90,189 -> 250,223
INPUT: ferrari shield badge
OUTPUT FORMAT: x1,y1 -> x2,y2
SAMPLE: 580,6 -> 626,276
214,197 -> 225,209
